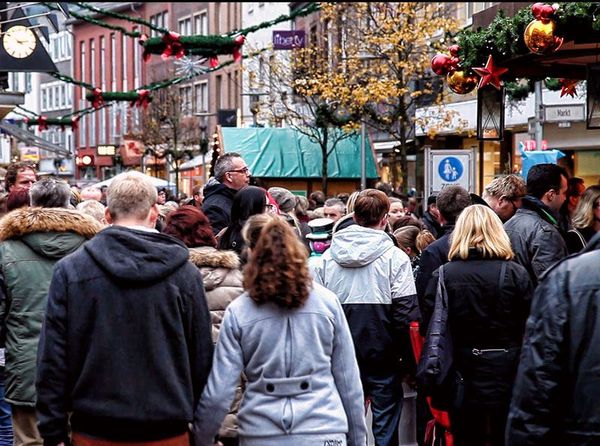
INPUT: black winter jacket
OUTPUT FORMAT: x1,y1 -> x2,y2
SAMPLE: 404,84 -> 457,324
415,224 -> 453,334
202,179 -> 238,235
36,227 -> 214,446
423,252 -> 533,407
506,233 -> 600,446
504,196 -> 567,286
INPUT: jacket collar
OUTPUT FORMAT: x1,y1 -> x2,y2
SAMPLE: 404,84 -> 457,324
0,207 -> 102,241
189,246 -> 240,269
521,195 -> 560,227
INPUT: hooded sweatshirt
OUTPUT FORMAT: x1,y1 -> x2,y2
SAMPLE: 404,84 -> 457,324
36,226 -> 214,446
311,225 -> 419,373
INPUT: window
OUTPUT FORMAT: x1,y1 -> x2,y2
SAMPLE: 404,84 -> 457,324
25,73 -> 31,93
180,86 -> 193,115
79,99 -> 87,147
465,2 -> 497,23
151,11 -> 169,36
54,85 -> 60,109
178,17 -> 192,35
194,82 -> 208,113
110,105 -> 117,141
99,108 -> 106,144
111,34 -> 116,91
194,11 -> 208,35
100,36 -> 106,89
42,88 -> 48,111
61,85 -> 66,108
133,27 -> 140,88
80,41 -> 86,92
90,107 -> 96,147
48,88 -> 54,111
122,34 -> 128,91
122,103 -> 128,135
90,39 -> 96,85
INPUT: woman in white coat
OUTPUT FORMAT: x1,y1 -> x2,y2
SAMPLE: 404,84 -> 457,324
193,213 -> 367,446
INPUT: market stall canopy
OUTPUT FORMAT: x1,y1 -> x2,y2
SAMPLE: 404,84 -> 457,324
220,127 -> 378,179
92,172 -> 174,188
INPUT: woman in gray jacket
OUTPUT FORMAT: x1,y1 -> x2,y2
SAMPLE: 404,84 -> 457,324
193,214 -> 367,446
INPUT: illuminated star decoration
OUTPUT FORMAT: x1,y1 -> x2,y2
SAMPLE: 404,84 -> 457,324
559,78 -> 578,98
174,56 -> 207,79
472,55 -> 509,90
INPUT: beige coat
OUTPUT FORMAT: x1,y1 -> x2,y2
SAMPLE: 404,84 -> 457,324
189,246 -> 244,439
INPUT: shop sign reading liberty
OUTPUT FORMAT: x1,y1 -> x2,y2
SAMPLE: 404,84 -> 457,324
424,148 -> 476,197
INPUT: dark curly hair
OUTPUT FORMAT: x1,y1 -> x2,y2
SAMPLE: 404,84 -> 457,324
242,214 -> 311,309
163,205 -> 217,248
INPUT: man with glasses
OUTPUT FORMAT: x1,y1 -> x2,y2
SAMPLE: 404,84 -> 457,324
504,164 -> 569,286
202,153 -> 251,234
482,174 -> 527,222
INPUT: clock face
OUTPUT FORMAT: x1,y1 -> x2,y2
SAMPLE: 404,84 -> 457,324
3,25 -> 36,59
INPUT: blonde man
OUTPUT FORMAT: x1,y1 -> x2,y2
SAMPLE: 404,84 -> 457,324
36,172 -> 213,446
482,174 -> 527,222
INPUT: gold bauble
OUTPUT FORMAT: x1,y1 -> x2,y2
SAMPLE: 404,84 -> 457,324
447,70 -> 478,94
524,19 -> 557,54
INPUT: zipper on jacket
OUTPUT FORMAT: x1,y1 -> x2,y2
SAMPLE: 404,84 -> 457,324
472,348 -> 509,356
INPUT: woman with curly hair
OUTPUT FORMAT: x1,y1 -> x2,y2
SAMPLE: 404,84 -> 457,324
193,214 -> 367,446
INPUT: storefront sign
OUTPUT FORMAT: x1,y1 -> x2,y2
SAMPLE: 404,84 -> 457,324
544,104 -> 585,122
97,145 -> 116,156
20,146 -> 39,162
424,148 -> 477,199
272,30 -> 305,50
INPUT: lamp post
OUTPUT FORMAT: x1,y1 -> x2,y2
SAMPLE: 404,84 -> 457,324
360,120 -> 367,190
242,90 -> 269,127
195,112 -> 217,185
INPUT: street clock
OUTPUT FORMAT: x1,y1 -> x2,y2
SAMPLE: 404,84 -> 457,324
3,25 -> 37,59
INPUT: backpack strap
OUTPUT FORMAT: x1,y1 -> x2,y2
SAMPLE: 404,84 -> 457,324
568,228 -> 587,249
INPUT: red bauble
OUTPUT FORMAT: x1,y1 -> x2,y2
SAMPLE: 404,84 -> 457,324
431,54 -> 451,75
449,45 -> 460,57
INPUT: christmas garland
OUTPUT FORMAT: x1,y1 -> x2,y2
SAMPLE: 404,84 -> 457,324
457,2 -> 600,76
504,77 -> 563,101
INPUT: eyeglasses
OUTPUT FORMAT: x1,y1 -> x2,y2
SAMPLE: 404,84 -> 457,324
228,167 -> 250,175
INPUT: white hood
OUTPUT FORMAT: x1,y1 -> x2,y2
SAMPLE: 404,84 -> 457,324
330,225 -> 395,267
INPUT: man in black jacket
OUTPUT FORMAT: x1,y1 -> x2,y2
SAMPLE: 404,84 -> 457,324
36,171 -> 213,446
506,232 -> 600,445
202,152 -> 250,234
415,185 -> 472,329
504,163 -> 568,286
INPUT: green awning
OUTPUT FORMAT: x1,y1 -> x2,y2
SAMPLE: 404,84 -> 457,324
221,127 -> 378,179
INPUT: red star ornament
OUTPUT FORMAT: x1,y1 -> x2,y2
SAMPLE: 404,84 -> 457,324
472,55 -> 509,90
559,79 -> 578,98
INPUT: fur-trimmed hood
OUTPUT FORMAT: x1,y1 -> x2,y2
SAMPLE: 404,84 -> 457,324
189,246 -> 240,270
0,207 -> 102,241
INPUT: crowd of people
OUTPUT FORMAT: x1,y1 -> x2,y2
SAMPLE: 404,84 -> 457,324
0,155 -> 597,446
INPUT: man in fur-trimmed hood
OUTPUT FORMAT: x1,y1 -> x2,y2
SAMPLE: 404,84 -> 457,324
0,177 -> 102,446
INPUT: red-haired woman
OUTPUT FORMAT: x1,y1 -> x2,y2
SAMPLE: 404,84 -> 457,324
163,205 -> 244,445
193,214 -> 367,446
